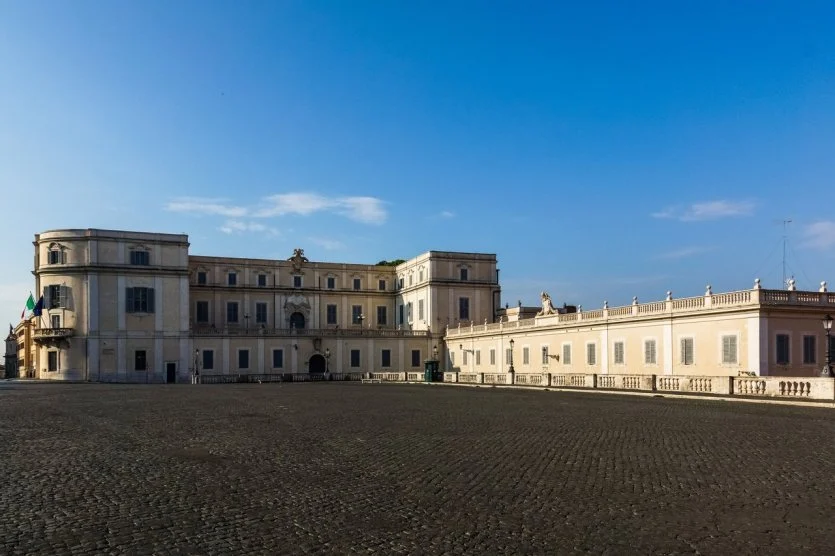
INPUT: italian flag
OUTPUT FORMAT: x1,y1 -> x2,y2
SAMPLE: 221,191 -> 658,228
21,293 -> 35,319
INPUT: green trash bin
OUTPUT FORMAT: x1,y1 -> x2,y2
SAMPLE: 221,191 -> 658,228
424,360 -> 439,382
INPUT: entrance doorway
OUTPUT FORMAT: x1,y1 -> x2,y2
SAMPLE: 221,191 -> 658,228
166,362 -> 177,384
309,354 -> 326,374
290,312 -> 306,329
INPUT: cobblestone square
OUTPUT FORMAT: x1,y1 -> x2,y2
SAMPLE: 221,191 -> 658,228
1,382 -> 834,555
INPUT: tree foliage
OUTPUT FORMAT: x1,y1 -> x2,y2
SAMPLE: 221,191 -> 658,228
376,259 -> 406,267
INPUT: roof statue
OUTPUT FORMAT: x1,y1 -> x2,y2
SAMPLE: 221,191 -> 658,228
288,248 -> 309,272
537,292 -> 559,316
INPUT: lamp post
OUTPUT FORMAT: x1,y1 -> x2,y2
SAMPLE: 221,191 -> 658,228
194,348 -> 200,384
823,314 -> 833,377
325,348 -> 331,374
509,338 -> 515,373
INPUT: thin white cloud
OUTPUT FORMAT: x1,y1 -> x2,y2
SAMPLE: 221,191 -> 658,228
254,193 -> 332,218
654,246 -> 716,260
802,221 -> 835,250
335,196 -> 387,224
439,210 -> 455,219
165,197 -> 247,218
218,220 -> 278,236
308,237 -> 345,251
652,200 -> 755,221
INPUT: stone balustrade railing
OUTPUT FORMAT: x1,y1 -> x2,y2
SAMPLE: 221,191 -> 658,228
447,288 -> 835,338
192,327 -> 430,338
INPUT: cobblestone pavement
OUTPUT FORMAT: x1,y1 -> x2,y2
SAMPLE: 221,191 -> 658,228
1,382 -> 834,555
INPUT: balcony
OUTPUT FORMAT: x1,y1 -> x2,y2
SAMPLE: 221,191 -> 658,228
33,327 -> 75,344
190,326 -> 430,338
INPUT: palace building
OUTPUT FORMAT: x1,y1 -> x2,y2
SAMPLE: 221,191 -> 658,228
14,228 -> 834,382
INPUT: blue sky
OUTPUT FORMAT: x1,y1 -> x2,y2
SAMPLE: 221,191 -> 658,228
2,1 -> 834,324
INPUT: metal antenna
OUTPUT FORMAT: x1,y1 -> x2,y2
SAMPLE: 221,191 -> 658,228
782,219 -> 792,288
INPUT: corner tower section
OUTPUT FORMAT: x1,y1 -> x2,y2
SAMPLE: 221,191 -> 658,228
33,229 -> 190,381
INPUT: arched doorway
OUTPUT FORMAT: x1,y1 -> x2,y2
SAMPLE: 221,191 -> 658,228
309,353 -> 326,374
289,312 -> 305,329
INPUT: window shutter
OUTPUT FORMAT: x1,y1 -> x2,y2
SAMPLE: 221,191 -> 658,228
62,286 -> 73,310
680,339 -> 687,364
43,286 -> 51,310
148,288 -> 155,313
126,287 -> 134,313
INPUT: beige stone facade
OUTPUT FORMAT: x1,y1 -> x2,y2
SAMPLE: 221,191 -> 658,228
29,229 -> 499,382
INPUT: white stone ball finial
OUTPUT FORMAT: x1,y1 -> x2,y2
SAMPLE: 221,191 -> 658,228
820,281 -> 828,293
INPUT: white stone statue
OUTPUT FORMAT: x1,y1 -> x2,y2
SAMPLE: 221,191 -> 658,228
537,291 -> 558,316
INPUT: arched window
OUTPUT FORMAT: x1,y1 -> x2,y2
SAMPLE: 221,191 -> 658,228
289,312 -> 305,329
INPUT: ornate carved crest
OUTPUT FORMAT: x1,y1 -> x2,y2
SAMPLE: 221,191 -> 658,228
288,248 -> 309,272
536,291 -> 559,316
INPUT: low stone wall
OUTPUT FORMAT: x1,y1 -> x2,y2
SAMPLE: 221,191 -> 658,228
371,372 -> 406,382
439,371 -> 835,402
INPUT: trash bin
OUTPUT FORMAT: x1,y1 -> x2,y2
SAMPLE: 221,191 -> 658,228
424,360 -> 439,382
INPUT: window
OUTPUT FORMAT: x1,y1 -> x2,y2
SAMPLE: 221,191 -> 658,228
475,350 -> 481,365
255,302 -> 268,324
721,335 -> 738,364
409,274 -> 413,286
376,306 -> 387,326
522,347 -> 530,365
238,349 -> 249,369
505,349 -> 511,365
353,278 -> 361,291
47,284 -> 63,309
293,276 -> 302,288
272,349 -> 283,369
450,352 -> 455,365
227,302 -> 239,324
51,315 -> 60,328
197,271 -> 207,285
644,340 -> 657,365
130,250 -> 149,265
803,335 -> 817,365
227,272 -> 237,286
587,343 -> 596,366
411,350 -> 421,367
378,279 -> 386,291
463,351 -> 468,365
681,338 -> 694,365
419,269 -> 424,282
196,301 -> 209,323
614,342 -> 625,365
563,344 -> 571,365
459,297 -> 470,320
398,305 -> 404,325
126,287 -> 155,313
48,351 -> 58,372
776,334 -> 790,365
350,349 -> 360,368
418,299 -> 424,321
326,304 -> 337,325
202,350 -> 214,370
258,274 -> 267,287
352,305 -> 363,325
460,268 -> 468,281
490,349 -> 496,365
327,277 -> 335,289
407,302 -> 413,322
398,277 -> 404,289
135,350 -> 147,371
48,250 -> 66,264
381,349 -> 391,367
541,346 -> 549,365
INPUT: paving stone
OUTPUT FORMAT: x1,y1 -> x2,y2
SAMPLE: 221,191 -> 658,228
1,383 -> 834,554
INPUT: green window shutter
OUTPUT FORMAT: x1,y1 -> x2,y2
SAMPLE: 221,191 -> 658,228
126,288 -> 134,313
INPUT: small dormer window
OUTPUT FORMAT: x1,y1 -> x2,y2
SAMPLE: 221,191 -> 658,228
460,268 -> 468,281
419,269 -> 424,282
327,277 -> 335,289
228,272 -> 237,286
130,250 -> 150,266
48,249 -> 66,265
378,279 -> 386,291
293,275 -> 302,288
197,271 -> 207,285
257,274 -> 267,287
398,277 -> 404,289
353,278 -> 361,291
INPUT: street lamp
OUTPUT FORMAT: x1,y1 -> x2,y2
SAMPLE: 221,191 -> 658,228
433,345 -> 438,360
823,314 -> 833,377
325,348 -> 331,373
509,338 -> 515,373
194,348 -> 200,384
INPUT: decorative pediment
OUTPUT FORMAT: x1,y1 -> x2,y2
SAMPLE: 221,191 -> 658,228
284,294 -> 311,312
47,242 -> 68,251
288,248 -> 309,272
128,243 -> 151,252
